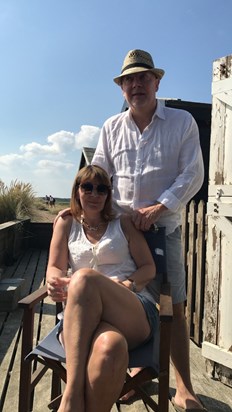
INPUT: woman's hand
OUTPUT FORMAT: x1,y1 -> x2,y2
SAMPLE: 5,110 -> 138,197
122,279 -> 135,291
47,276 -> 71,302
111,277 -> 134,292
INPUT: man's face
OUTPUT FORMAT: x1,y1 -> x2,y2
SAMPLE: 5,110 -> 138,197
121,71 -> 160,110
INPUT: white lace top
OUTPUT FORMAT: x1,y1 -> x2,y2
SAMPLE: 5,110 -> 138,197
68,217 -> 136,281
68,217 -> 155,304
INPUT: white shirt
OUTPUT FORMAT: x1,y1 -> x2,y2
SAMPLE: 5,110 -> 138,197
92,100 -> 204,235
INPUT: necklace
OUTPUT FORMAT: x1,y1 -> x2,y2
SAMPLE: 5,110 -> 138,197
80,216 -> 104,232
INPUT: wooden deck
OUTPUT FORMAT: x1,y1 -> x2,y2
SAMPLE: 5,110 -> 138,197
0,248 -> 232,412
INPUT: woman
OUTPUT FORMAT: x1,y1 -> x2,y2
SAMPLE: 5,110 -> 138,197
46,165 -> 157,412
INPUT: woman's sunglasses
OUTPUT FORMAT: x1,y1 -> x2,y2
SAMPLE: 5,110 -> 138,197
79,182 -> 110,196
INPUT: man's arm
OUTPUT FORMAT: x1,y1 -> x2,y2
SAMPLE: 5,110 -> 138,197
157,115 -> 204,212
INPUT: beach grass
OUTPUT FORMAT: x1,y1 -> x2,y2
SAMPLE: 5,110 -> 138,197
0,179 -> 41,223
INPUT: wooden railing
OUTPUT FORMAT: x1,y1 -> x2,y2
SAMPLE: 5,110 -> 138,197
182,200 -> 207,346
0,219 -> 30,268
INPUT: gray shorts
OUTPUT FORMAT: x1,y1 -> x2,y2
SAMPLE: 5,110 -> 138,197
147,226 -> 186,305
57,294 -> 159,346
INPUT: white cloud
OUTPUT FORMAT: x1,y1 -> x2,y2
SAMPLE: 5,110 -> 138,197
0,153 -> 27,167
36,159 -> 74,173
75,125 -> 100,149
20,126 -> 100,157
20,141 -> 59,155
0,124 -> 100,197
47,131 -> 76,152
20,130 -> 76,156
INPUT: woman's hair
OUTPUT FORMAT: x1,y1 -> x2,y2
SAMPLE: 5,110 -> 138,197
70,165 -> 115,221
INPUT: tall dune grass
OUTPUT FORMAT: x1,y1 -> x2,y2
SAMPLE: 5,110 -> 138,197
0,179 -> 38,224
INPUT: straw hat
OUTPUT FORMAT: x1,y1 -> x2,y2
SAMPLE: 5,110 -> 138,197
114,49 -> 165,85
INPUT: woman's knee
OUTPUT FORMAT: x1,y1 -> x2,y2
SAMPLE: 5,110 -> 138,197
68,268 -> 99,295
91,329 -> 128,370
86,329 -> 128,400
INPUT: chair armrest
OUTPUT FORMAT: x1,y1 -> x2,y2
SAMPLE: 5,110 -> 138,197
18,284 -> 48,309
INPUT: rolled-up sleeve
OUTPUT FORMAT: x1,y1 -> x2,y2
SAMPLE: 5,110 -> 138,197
157,115 -> 204,212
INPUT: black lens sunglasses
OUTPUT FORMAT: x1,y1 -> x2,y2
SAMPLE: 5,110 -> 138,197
78,182 -> 110,196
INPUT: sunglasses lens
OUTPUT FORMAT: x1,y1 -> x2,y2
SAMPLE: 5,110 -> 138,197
79,183 -> 109,195
80,183 -> 93,193
97,184 -> 109,195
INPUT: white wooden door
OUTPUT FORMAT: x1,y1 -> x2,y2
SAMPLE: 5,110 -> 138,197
202,55 -> 232,376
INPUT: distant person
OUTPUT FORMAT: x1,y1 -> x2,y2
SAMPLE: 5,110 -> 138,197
46,165 -> 156,412
92,49 -> 206,411
49,195 -> 55,207
45,195 -> 49,205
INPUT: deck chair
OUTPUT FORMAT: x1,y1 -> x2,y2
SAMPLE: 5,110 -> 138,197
18,226 -> 173,412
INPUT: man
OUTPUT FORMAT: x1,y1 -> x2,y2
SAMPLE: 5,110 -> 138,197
92,49 -> 206,411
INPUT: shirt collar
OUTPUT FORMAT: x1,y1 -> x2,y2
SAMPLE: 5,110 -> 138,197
151,99 -> 166,122
126,99 -> 166,123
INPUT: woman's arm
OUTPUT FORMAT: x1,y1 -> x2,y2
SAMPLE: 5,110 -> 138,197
46,215 -> 72,301
120,215 -> 156,292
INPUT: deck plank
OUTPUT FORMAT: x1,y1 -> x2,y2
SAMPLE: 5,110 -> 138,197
0,248 -> 48,412
118,399 -> 147,411
0,310 -> 23,410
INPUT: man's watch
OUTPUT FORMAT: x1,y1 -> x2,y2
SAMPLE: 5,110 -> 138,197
128,278 -> 137,293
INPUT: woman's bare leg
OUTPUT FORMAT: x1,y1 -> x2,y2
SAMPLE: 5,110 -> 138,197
58,268 -> 151,412
86,322 -> 128,412
58,269 -> 102,412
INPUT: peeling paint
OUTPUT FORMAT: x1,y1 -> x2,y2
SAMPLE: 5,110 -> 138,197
212,225 -> 217,251
215,171 -> 224,185
205,55 -> 232,375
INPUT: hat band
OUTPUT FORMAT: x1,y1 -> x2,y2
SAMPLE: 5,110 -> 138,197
121,62 -> 153,74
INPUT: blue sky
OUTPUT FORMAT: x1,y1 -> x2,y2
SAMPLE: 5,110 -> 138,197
0,0 -> 231,198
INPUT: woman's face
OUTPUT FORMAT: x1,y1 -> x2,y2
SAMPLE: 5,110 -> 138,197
77,178 -> 109,214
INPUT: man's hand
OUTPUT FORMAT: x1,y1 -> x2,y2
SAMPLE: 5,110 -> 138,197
131,203 -> 167,231
53,208 -> 72,227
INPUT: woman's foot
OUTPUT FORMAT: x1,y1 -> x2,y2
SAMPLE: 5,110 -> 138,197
119,367 -> 143,403
119,389 -> 136,402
